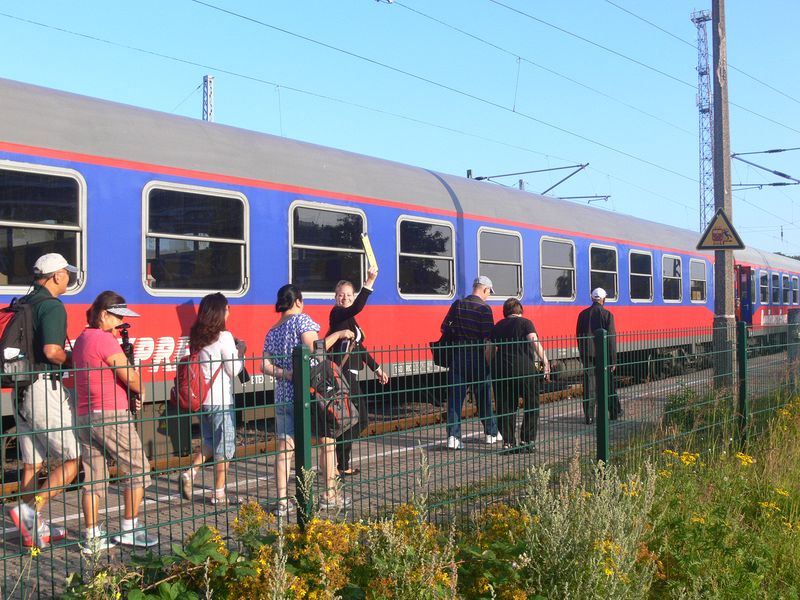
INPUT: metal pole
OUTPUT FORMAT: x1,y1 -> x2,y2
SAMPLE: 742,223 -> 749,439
736,321 -> 748,445
594,329 -> 610,464
712,0 -> 735,389
788,308 -> 800,393
292,345 -> 313,528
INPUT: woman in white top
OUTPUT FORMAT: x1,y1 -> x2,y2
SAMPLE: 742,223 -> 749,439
179,293 -> 244,505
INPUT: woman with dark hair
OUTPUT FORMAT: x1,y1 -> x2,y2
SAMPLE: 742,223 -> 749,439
327,265 -> 387,476
261,284 -> 354,517
179,293 -> 245,505
73,291 -> 158,554
486,297 -> 550,453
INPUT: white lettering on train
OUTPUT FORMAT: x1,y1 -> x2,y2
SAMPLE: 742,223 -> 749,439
129,336 -> 190,373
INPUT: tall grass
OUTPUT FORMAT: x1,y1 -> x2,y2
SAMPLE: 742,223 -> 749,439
63,393 -> 800,599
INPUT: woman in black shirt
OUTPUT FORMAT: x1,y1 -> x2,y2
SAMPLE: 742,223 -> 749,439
327,266 -> 388,475
487,298 -> 550,452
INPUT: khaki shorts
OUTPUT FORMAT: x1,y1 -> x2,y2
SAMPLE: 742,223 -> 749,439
16,375 -> 79,465
76,410 -> 151,498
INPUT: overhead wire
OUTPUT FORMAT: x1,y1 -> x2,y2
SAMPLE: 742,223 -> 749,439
393,1 -> 693,135
186,0 -> 697,182
602,0 -> 800,107
0,6 -> 702,216
487,0 -> 800,135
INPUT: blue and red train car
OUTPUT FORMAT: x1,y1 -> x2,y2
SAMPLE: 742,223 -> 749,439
1,77 -> 799,430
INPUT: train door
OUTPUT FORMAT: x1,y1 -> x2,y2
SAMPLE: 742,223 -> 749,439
735,265 -> 753,324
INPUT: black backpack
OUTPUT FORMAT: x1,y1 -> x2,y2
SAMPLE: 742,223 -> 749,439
309,358 -> 359,439
0,296 -> 57,388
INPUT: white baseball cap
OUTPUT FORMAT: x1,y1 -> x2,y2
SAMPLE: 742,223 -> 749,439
33,253 -> 78,276
591,287 -> 607,300
107,303 -> 141,318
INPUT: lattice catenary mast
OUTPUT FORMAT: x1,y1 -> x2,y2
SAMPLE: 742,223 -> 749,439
202,75 -> 215,122
692,10 -> 713,231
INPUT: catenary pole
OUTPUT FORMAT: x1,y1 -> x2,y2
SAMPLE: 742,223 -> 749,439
712,0 -> 734,387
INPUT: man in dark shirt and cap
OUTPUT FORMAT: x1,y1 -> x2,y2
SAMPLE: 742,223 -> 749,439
441,276 -> 500,449
7,253 -> 80,548
576,287 -> 619,424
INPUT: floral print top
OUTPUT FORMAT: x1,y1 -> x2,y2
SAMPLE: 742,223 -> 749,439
263,313 -> 320,404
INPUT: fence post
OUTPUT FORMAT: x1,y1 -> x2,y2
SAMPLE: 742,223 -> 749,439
292,345 -> 313,529
788,308 -> 800,394
736,321 -> 749,445
594,328 -> 610,464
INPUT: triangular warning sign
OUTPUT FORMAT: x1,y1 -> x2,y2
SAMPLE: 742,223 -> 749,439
697,208 -> 745,250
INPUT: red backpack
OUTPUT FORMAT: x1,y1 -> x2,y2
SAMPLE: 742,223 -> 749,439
0,296 -> 58,388
169,353 -> 222,412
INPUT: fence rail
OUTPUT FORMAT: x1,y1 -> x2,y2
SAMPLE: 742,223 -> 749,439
1,321 -> 799,598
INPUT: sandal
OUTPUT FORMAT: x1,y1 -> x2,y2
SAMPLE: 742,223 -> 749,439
338,467 -> 360,477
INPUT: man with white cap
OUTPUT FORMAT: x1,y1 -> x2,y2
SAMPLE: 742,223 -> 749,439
575,287 -> 618,424
440,275 -> 500,449
8,253 -> 80,548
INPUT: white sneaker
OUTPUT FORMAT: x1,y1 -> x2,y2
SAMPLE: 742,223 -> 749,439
112,529 -> 159,548
8,503 -> 41,548
446,436 -> 462,450
485,432 -> 503,445
275,500 -> 296,519
318,494 -> 352,511
23,520 -> 66,548
80,529 -> 117,555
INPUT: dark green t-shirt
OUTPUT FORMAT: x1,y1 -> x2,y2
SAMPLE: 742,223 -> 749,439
20,284 -> 67,368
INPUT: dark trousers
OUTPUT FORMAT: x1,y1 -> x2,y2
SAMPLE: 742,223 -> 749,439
581,358 -> 621,422
335,373 -> 367,471
446,348 -> 498,439
490,369 -> 539,446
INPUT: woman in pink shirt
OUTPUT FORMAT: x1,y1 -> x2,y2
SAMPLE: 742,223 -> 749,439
73,291 -> 157,554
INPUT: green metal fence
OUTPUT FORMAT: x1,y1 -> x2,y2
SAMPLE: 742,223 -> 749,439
1,321 -> 798,598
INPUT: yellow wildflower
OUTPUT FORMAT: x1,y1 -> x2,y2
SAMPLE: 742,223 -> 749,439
620,481 -> 641,497
690,514 -> 705,524
679,451 -> 699,466
775,487 -> 790,497
658,470 -> 672,478
735,452 -> 755,466
759,501 -> 780,512
30,547 -> 40,558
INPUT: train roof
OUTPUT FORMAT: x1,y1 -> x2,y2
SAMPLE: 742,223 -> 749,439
1,77 -> 798,272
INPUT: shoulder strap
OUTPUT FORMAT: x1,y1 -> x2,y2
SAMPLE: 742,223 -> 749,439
208,363 -> 223,385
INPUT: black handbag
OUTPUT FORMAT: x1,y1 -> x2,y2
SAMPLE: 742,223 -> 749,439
430,318 -> 455,369
309,358 -> 359,439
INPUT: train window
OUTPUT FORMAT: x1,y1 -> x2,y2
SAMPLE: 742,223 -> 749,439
629,251 -> 653,302
771,273 -> 780,304
662,255 -> 682,302
478,228 -> 522,298
540,238 -> 575,300
782,275 -> 791,304
760,271 -> 769,304
690,259 -> 707,302
793,277 -> 799,305
291,203 -> 365,294
589,245 -> 617,300
397,217 -> 454,297
0,163 -> 85,292
145,183 -> 248,295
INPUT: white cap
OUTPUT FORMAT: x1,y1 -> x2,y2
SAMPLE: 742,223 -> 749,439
33,253 -> 78,276
107,303 -> 141,318
591,287 -> 607,300
473,275 -> 494,294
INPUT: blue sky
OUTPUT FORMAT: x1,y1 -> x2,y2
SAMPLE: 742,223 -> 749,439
1,1 -> 798,254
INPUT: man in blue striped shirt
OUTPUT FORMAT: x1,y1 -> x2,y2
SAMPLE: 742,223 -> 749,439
441,276 -> 500,449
